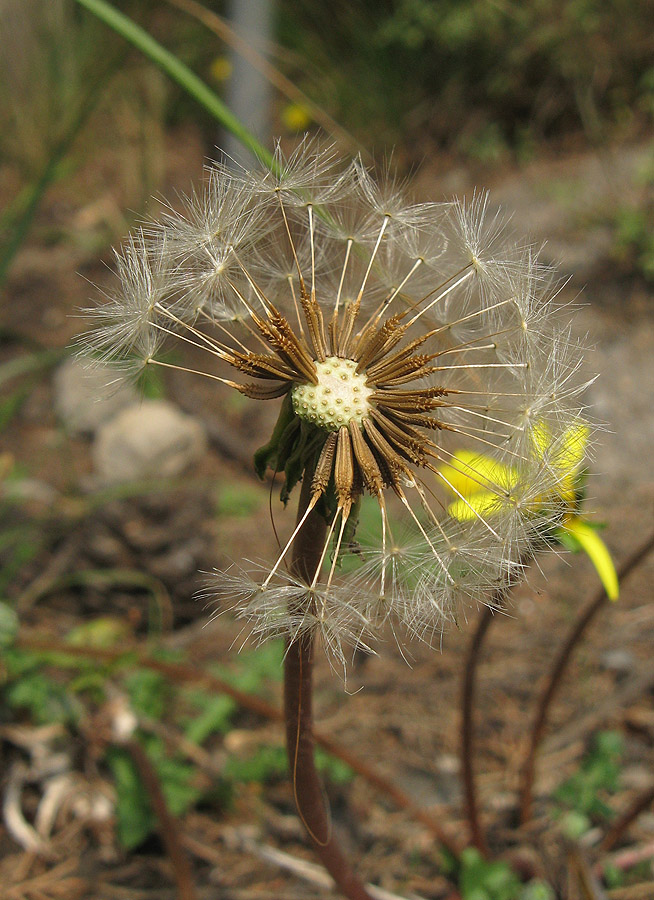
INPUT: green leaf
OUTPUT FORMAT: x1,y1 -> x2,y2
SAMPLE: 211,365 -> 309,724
224,745 -> 288,784
152,752 -> 201,817
519,883 -> 555,900
0,602 -> 19,649
125,670 -> 169,720
315,748 -> 354,785
183,692 -> 236,744
458,847 -> 522,900
555,731 -> 623,822
106,747 -> 154,849
106,738 -> 202,850
6,669 -> 82,725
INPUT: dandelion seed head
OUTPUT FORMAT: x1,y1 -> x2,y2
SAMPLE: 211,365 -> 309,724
79,140 -> 594,667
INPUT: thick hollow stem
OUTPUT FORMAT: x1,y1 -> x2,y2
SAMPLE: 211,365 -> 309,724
284,472 -> 374,900
519,529 -> 654,826
460,603 -> 495,855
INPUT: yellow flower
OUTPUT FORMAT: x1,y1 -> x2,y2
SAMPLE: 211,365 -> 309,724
209,56 -> 232,83
281,103 -> 312,132
441,423 -> 619,600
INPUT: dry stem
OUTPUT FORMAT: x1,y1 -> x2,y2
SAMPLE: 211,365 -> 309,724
519,528 -> 654,825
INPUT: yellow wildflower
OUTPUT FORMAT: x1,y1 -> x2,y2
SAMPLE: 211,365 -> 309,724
441,423 -> 619,600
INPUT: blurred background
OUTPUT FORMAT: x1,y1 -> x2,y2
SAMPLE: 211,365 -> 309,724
1,2 -> 654,897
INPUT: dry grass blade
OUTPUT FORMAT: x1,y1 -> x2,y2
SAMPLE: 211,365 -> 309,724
2,857 -> 87,900
162,0 -> 365,157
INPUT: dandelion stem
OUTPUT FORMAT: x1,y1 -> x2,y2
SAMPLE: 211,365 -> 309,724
518,528 -> 654,825
284,472 -> 374,900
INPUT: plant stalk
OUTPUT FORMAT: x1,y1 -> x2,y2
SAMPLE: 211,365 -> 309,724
124,738 -> 197,900
519,528 -> 654,825
599,782 -> 654,853
284,472 -> 373,900
460,603 -> 495,855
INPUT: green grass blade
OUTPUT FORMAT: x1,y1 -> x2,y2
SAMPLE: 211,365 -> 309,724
73,0 -> 274,170
0,52 -> 121,288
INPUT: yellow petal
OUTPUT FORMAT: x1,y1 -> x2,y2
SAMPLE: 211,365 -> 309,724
531,420 -> 552,458
439,450 -> 515,499
281,103 -> 312,132
209,56 -> 233,83
530,420 -> 589,477
563,517 -> 619,601
448,490 -> 508,521
556,424 -> 590,475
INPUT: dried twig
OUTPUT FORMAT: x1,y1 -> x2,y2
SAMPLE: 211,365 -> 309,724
122,739 -> 197,900
599,782 -> 654,853
568,844 -> 610,899
226,825 -> 430,900
460,602 -> 496,855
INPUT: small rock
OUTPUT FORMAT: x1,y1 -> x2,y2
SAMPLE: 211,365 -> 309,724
600,648 -> 635,677
54,358 -> 137,435
92,400 -> 207,484
85,533 -> 124,565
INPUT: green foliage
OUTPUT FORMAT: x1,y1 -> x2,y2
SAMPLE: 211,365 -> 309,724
279,0 -> 654,151
67,616 -> 133,649
555,730 -> 623,837
0,601 -> 19,648
224,744 -> 288,784
223,744 -> 353,787
214,641 -> 284,694
125,669 -> 169,721
3,649 -> 84,725
182,691 -> 237,744
106,746 -> 154,850
519,884 -> 556,900
611,204 -> 654,281
458,848 -> 521,900
106,736 -> 201,850
0,525 -> 44,599
215,483 -> 262,518
0,624 -> 288,850
456,848 -> 554,900
315,747 -> 354,785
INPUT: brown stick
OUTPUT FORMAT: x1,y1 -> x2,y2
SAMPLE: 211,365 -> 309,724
599,782 -> 654,853
518,529 -> 654,826
123,738 -> 197,900
283,473 -> 374,900
460,603 -> 495,855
